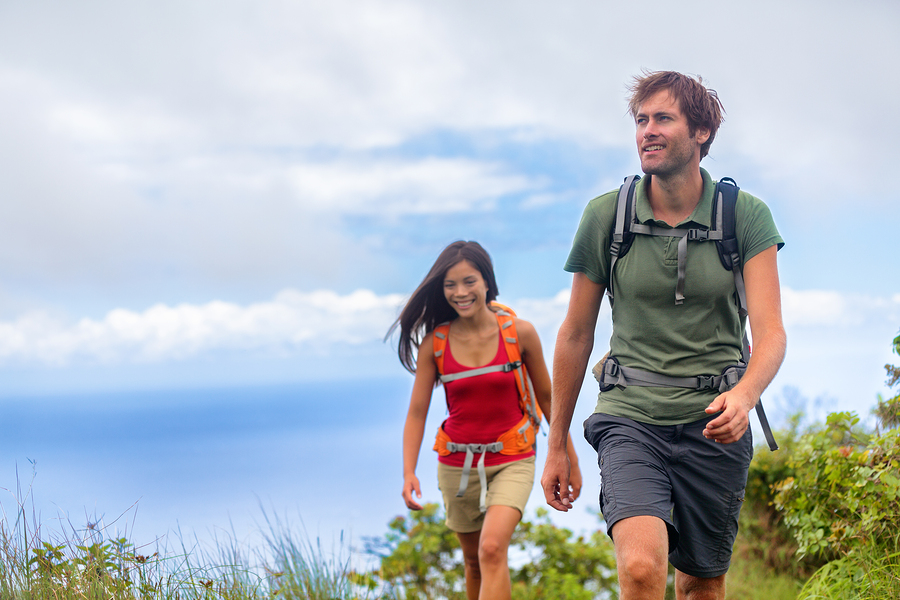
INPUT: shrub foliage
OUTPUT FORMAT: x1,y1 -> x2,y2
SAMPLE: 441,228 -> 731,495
771,331 -> 900,598
361,505 -> 616,600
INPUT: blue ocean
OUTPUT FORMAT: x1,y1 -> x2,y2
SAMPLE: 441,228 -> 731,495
0,378 -> 417,549
1,377 -> 603,560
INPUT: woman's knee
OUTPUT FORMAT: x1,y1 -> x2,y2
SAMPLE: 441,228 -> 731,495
478,535 -> 509,567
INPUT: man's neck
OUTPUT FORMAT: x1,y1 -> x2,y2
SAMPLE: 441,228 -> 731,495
647,168 -> 705,227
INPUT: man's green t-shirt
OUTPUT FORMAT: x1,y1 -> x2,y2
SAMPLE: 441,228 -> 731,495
564,168 -> 784,425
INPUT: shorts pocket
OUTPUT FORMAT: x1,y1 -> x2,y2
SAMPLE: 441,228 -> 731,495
714,487 -> 745,564
597,442 -> 616,516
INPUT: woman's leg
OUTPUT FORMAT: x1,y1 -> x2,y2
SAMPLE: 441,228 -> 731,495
476,505 -> 521,600
457,530 -> 482,600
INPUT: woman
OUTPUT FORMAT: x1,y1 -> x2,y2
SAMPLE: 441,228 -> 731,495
391,240 -> 582,600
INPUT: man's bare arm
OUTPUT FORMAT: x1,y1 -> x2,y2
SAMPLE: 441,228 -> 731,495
541,272 -> 605,511
704,245 -> 787,442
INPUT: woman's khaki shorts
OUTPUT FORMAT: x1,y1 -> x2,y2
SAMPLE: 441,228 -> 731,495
437,456 -> 535,533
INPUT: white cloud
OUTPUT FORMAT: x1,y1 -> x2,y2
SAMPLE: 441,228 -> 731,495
4,286 -> 895,368
8,1 -> 895,174
0,289 -> 404,367
287,158 -> 540,215
0,287 -> 593,369
47,102 -> 186,146
782,287 -> 900,328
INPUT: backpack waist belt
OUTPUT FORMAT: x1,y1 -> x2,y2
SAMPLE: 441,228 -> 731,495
434,418 -> 535,513
596,356 -> 778,451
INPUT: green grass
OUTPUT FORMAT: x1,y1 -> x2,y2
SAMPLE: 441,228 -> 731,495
0,513 -> 384,599
794,534 -> 900,600
14,468 -> 899,600
0,471 -> 385,600
724,550 -> 803,600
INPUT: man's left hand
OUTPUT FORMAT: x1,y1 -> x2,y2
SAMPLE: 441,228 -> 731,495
703,390 -> 754,443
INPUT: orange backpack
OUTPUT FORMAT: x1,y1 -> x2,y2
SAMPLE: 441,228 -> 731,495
430,302 -> 543,513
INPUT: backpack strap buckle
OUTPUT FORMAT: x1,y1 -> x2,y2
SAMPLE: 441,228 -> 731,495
592,356 -> 627,392
719,365 -> 746,391
696,375 -> 716,390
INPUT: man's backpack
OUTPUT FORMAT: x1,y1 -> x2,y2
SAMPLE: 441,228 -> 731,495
598,175 -> 778,451
607,174 -> 747,314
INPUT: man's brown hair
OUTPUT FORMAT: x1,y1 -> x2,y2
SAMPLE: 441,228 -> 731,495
627,71 -> 725,159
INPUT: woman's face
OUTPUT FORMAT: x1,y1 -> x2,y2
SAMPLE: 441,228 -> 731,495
443,259 -> 488,317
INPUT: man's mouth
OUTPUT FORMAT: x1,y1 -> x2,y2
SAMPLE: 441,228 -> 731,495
644,144 -> 664,152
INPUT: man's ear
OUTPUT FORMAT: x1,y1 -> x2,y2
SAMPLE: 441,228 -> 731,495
695,127 -> 710,146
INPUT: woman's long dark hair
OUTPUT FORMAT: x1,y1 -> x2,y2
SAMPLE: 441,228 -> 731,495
387,241 -> 499,376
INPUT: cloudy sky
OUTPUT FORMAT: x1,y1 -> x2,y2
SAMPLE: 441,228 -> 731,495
2,1 -> 898,413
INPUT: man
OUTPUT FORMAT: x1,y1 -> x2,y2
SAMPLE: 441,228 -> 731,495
541,71 -> 786,600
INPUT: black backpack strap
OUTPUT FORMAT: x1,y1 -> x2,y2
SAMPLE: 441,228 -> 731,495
615,174 -> 716,307
713,177 -> 739,268
606,175 -> 640,306
721,178 -> 775,450
712,178 -> 748,318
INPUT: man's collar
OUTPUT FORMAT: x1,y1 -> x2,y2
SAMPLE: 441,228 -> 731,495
633,168 -> 715,228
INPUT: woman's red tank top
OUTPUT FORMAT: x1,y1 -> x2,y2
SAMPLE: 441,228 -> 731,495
438,332 -> 535,467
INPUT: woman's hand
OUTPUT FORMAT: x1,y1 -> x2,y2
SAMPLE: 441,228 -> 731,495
402,474 -> 424,510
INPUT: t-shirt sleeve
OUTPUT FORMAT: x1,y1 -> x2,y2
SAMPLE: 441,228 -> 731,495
563,193 -> 616,285
736,191 -> 784,264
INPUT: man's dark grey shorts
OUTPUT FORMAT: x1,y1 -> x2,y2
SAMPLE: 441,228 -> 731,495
584,412 -> 753,579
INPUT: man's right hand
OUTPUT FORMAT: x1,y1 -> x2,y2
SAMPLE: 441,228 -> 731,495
541,449 -> 574,511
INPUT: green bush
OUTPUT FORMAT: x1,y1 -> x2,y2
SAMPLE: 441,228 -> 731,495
362,504 -> 616,600
771,331 -> 900,599
740,409 -> 822,580
361,503 -> 464,600
510,508 -> 616,600
773,411 -> 899,559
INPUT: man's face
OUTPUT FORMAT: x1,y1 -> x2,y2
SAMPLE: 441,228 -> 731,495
634,90 -> 708,177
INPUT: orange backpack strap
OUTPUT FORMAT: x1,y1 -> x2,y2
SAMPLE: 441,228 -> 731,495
491,304 -> 543,432
432,322 -> 451,376
436,308 -> 524,385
